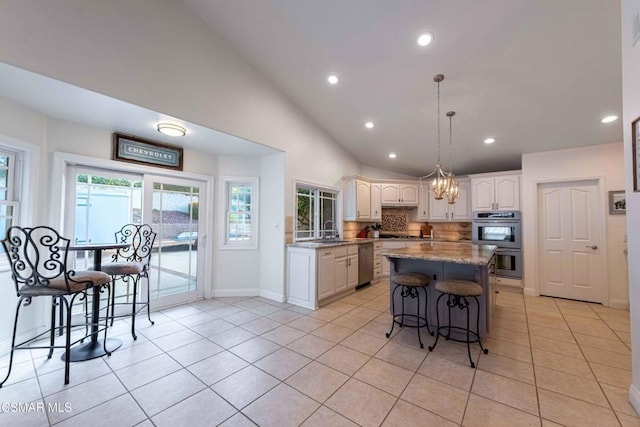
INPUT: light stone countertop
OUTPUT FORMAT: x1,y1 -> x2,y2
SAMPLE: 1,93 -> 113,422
286,237 -> 470,249
382,241 -> 497,266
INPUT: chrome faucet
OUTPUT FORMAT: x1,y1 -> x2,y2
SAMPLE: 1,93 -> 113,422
322,220 -> 339,239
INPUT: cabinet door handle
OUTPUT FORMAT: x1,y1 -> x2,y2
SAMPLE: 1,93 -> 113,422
357,211 -> 360,217
451,212 -> 455,219
324,252 -> 331,255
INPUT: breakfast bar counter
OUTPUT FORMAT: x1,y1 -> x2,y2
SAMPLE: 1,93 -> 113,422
382,241 -> 497,337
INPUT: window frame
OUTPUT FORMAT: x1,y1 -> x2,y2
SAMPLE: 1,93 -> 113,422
0,140 -> 38,272
294,180 -> 341,241
220,176 -> 259,250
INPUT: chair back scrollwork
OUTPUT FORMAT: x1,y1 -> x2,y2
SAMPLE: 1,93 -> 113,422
2,226 -> 72,293
112,224 -> 156,270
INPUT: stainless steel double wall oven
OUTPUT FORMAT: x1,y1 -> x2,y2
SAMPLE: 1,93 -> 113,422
472,211 -> 522,279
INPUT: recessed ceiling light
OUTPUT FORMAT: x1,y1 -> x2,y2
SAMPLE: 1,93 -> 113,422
365,121 -> 375,129
417,32 -> 434,47
388,153 -> 397,159
484,137 -> 496,144
601,115 -> 618,123
327,75 -> 339,85
157,123 -> 186,137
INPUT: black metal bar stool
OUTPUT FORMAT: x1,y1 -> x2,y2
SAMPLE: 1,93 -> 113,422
385,272 -> 432,348
428,279 -> 488,367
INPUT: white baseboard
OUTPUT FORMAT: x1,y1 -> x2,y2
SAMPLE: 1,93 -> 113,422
523,287 -> 538,297
608,299 -> 629,310
630,384 -> 640,415
259,289 -> 286,303
211,288 -> 260,298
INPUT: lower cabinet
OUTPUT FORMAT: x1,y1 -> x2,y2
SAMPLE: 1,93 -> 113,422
287,244 -> 359,309
373,241 -> 383,278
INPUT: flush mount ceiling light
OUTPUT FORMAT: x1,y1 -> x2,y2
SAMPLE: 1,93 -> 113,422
388,152 -> 397,159
365,121 -> 375,129
419,74 -> 458,204
601,115 -> 618,123
327,75 -> 339,85
484,137 -> 496,144
417,32 -> 434,47
157,123 -> 186,137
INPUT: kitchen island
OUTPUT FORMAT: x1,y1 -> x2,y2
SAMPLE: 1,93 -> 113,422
382,241 -> 497,337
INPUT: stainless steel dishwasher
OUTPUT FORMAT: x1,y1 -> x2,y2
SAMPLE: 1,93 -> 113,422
357,243 -> 374,289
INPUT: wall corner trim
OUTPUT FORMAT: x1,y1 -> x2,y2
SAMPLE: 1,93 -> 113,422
259,289 -> 286,303
523,287 -> 538,297
629,384 -> 640,416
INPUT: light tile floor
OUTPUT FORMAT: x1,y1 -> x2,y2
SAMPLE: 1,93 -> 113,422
1,279 -> 638,426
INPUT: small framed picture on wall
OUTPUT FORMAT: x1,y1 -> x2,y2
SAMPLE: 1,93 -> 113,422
633,116 -> 640,191
608,190 -> 626,215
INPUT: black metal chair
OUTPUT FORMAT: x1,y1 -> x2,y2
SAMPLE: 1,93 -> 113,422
0,226 -> 112,386
100,224 -> 156,340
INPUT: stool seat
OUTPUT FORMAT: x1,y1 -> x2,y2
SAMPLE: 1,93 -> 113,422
435,280 -> 482,296
391,273 -> 430,287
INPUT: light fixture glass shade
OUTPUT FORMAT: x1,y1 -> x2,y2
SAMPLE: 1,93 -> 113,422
157,123 -> 186,137
446,175 -> 459,204
431,163 -> 449,200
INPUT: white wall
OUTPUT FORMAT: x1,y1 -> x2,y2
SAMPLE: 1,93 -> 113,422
260,153 -> 286,301
0,0 -> 361,217
521,143 -> 628,307
622,0 -> 640,413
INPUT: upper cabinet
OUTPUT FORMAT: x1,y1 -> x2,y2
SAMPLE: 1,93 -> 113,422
344,178 -> 371,221
470,172 -> 521,212
414,184 -> 430,221
344,178 -> 427,222
428,177 -> 471,221
370,183 -> 382,221
380,183 -> 418,206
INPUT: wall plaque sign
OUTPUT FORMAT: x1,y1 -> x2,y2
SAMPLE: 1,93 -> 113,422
112,133 -> 183,171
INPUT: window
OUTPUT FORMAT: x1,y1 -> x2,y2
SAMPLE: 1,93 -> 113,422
295,183 -> 338,240
221,177 -> 258,249
0,149 -> 20,241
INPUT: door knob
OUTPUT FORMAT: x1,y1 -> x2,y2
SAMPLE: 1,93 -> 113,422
586,245 -> 598,250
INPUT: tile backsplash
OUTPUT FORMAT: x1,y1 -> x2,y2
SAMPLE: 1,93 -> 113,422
381,209 -> 408,231
343,207 -> 472,240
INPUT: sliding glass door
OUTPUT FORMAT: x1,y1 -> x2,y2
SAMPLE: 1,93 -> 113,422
66,167 -> 206,309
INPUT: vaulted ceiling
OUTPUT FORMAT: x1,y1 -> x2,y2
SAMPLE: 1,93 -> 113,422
184,0 -> 622,176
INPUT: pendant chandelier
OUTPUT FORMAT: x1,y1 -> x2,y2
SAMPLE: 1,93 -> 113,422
419,74 -> 458,203
445,110 -> 459,204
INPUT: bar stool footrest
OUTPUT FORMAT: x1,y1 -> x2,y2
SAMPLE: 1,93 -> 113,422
435,325 -> 483,346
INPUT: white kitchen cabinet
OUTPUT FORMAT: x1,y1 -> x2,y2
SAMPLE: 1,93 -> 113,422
317,249 -> 336,300
370,183 -> 381,221
428,178 -> 471,221
414,184 -> 430,221
470,173 -> 520,212
380,183 -> 419,206
344,178 -> 371,221
287,244 -> 359,309
333,245 -> 359,293
373,241 -> 383,278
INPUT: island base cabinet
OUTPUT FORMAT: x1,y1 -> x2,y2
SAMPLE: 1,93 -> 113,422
388,258 -> 491,337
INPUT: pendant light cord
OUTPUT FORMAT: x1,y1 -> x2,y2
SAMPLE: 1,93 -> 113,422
436,79 -> 441,164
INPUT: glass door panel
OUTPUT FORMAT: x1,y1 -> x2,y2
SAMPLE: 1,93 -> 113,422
144,176 -> 204,307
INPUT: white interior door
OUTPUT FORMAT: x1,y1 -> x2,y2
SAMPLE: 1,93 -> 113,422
143,175 -> 206,308
538,179 -> 604,302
